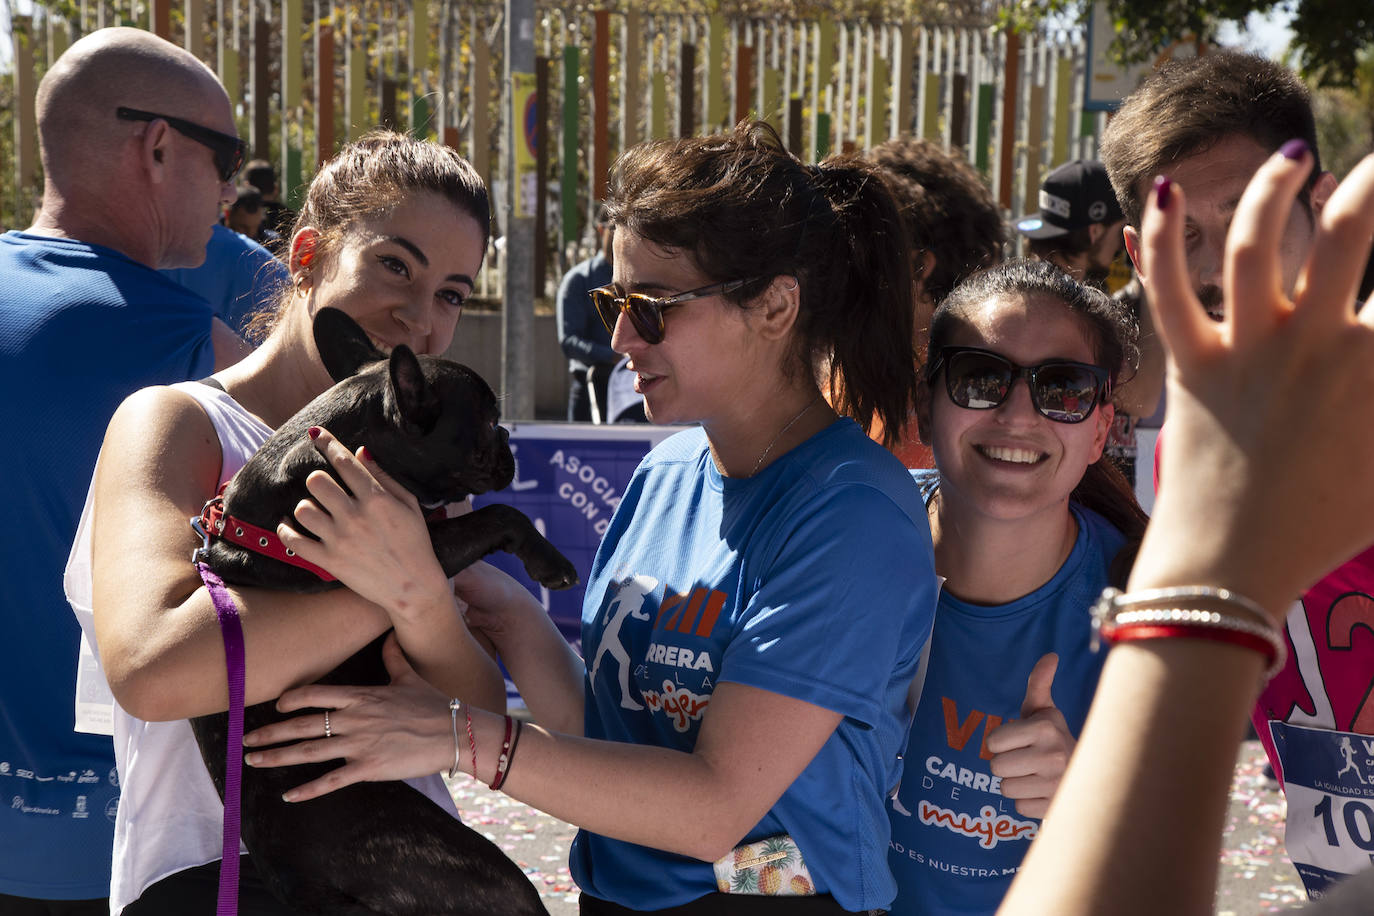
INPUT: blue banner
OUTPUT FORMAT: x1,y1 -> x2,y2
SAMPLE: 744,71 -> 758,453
471,422 -> 681,657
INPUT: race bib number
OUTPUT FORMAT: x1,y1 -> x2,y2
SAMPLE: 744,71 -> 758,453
1270,721 -> 1374,897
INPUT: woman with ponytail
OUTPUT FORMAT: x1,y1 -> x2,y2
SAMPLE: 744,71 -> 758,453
242,121 -> 939,914
886,259 -> 1146,915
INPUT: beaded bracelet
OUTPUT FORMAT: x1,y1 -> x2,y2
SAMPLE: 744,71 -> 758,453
489,715 -> 515,791
1090,587 -> 1287,681
1096,586 -> 1270,626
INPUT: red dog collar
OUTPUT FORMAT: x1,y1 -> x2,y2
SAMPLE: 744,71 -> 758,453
195,487 -> 337,582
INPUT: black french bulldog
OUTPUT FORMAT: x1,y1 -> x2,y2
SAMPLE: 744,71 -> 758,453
189,307 -> 575,915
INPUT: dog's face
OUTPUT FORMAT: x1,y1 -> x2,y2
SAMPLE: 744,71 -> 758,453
314,307 -> 514,507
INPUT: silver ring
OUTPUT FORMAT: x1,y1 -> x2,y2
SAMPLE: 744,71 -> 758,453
323,710 -> 332,738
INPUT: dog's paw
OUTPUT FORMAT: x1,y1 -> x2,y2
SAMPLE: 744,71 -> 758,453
523,547 -> 579,590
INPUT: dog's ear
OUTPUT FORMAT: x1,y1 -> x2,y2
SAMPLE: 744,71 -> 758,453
314,308 -> 386,383
388,346 -> 442,433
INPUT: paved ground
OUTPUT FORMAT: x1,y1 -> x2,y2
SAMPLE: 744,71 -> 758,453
447,739 -> 1308,915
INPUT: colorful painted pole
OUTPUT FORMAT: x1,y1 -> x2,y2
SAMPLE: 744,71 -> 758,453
998,30 -> 1020,207
679,41 -> 697,137
593,10 -> 609,200
623,8 -> 642,149
317,18 -> 335,166
562,43 -> 580,244
706,13 -> 725,130
252,16 -> 270,159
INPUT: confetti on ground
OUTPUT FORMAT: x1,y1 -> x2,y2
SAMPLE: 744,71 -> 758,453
447,771 -> 583,913
1214,740 -> 1308,914
446,739 -> 1308,915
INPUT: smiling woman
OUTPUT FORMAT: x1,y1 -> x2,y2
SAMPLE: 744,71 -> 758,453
63,131 -> 500,915
886,258 -> 1149,916
232,120 -> 940,915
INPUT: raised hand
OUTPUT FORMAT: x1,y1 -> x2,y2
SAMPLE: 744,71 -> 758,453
1135,147 -> 1374,615
985,653 -> 1073,818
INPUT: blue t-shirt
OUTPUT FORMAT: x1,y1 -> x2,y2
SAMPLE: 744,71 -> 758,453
572,419 -> 937,911
161,223 -> 288,336
887,469 -> 1125,916
0,231 -> 216,899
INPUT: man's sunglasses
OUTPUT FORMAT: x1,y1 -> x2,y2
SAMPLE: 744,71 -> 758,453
927,346 -> 1112,424
117,106 -> 247,183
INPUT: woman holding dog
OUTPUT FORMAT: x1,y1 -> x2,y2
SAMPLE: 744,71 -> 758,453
885,259 -> 1147,915
243,121 -> 939,913
65,132 -> 504,913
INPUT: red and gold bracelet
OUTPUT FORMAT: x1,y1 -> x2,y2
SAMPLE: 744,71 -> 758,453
490,715 -> 516,791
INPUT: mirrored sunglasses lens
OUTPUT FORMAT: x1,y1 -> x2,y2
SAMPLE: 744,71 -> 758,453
1033,366 -> 1100,422
947,353 -> 1011,409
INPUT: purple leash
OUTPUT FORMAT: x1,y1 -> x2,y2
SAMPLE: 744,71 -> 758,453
197,561 -> 245,916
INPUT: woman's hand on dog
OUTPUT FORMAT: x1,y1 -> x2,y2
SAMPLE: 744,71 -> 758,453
244,633 -> 454,800
278,426 -> 455,624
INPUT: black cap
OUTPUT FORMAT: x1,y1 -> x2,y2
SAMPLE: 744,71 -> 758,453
1015,160 -> 1124,239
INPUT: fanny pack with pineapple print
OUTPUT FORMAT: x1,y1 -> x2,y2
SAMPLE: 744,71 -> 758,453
713,833 -> 816,896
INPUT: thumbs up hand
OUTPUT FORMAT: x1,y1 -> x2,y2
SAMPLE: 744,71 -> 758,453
985,653 -> 1074,819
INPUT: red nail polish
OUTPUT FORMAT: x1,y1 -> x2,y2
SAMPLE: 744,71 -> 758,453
1154,176 -> 1172,210
308,426 -> 321,440
359,446 -> 373,463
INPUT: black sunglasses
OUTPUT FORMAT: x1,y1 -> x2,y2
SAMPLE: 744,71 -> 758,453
590,278 -> 762,345
117,106 -> 247,183
927,346 -> 1112,424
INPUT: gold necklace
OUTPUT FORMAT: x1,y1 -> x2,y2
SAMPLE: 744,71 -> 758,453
750,395 -> 823,477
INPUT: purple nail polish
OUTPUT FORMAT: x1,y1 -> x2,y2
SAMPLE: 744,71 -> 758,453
1280,139 -> 1309,160
1154,176 -> 1172,210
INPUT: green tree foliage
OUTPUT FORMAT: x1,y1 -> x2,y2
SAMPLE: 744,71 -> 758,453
1006,0 -> 1370,88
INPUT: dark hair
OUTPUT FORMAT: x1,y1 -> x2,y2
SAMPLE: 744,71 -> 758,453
604,120 -> 918,446
1101,50 -> 1321,229
246,131 -> 490,341
867,137 -> 1005,305
231,184 -> 262,214
929,259 -> 1147,582
242,159 -> 278,195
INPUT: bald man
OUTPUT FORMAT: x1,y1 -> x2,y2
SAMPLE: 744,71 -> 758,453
0,28 -> 251,913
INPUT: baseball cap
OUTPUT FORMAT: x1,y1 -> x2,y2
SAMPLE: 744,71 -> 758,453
1015,160 -> 1124,239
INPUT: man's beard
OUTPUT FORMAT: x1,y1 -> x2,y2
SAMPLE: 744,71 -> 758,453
1198,285 -> 1225,321
1083,264 -> 1111,290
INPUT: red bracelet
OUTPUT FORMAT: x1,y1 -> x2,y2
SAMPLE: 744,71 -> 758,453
489,715 -> 515,791
464,702 -> 477,780
1105,623 -> 1278,669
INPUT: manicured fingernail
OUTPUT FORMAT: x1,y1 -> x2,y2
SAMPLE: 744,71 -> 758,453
1280,139 -> 1309,160
359,445 -> 374,463
308,426 -> 321,440
1154,176 -> 1172,210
